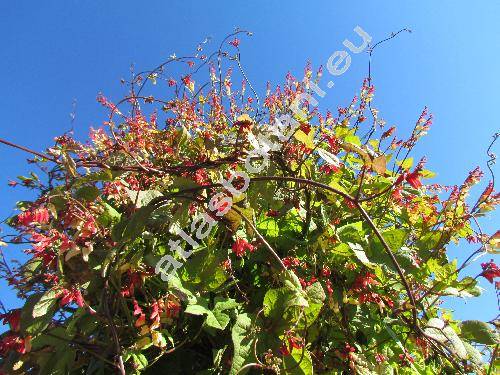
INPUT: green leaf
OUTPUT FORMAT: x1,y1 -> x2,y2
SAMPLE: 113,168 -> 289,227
460,320 -> 499,345
263,285 -> 308,323
283,347 -> 313,375
337,221 -> 364,243
182,245 -> 228,290
348,242 -> 374,268
330,243 -> 351,257
283,269 -> 303,291
20,293 -> 56,335
263,288 -> 287,318
229,313 -> 253,375
184,299 -> 236,331
304,282 -> 325,325
125,188 -> 163,207
31,327 -> 70,350
74,185 -> 100,201
306,282 -> 326,304
214,297 -> 240,312
21,257 -> 42,279
210,310 -> 231,331
257,217 -> 280,239
168,274 -> 197,304
76,169 -> 114,185
54,348 -> 76,373
184,304 -> 210,316
132,353 -> 148,370
382,229 -> 408,251
427,259 -> 458,283
170,176 -> 200,191
97,202 -> 121,227
115,205 -> 155,242
33,289 -> 58,318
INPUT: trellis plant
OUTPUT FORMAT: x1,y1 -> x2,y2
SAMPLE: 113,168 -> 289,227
0,32 -> 499,374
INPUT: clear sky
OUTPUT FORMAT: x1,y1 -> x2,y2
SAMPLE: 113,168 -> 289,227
0,1 -> 498,324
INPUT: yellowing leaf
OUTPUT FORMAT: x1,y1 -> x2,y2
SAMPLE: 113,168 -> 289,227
294,129 -> 315,149
151,330 -> 167,348
339,141 -> 370,164
135,336 -> 152,349
371,155 -> 387,175
397,157 -> 414,171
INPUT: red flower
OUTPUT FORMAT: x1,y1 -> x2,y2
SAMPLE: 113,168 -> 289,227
280,331 -> 304,356
319,164 -> 339,174
299,122 -> 311,134
279,344 -> 291,356
132,300 -> 143,316
80,218 -> 98,239
392,186 -> 403,202
0,334 -> 29,356
480,260 -> 500,283
399,350 -> 415,366
288,335 -> 304,350
168,78 -> 177,87
299,277 -> 307,289
232,238 -> 255,257
182,75 -> 193,86
218,200 -> 230,214
58,288 -> 84,307
8,180 -> 17,187
325,279 -> 333,296
375,353 -> 386,364
406,170 -> 422,189
229,38 -> 240,48
352,272 -> 379,291
150,300 -> 160,323
283,257 -> 300,268
193,168 -> 209,185
221,258 -> 232,271
344,198 -> 356,209
340,343 -> 356,359
321,266 -> 331,278
0,309 -> 21,332
381,126 -> 395,139
17,207 -> 50,226
135,313 -> 146,328
166,299 -> 181,318
121,270 -> 143,297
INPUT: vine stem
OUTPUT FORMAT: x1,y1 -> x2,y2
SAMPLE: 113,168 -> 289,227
0,137 -> 58,163
231,205 -> 286,271
354,202 -> 419,328
102,284 -> 126,375
235,363 -> 266,374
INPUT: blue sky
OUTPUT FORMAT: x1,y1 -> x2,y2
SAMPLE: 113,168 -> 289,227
0,1 -> 498,323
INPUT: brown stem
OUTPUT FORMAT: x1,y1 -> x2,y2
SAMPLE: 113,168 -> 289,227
102,285 -> 126,375
0,137 -> 58,163
354,202 -> 419,328
231,205 -> 286,271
